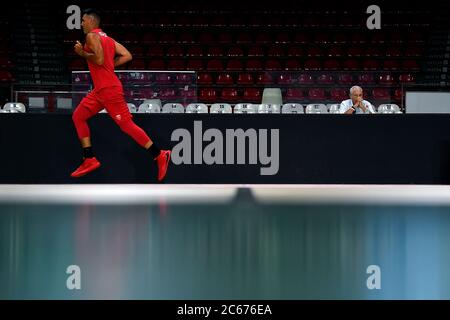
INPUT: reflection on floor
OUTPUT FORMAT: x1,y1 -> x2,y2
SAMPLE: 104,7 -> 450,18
1,185 -> 450,299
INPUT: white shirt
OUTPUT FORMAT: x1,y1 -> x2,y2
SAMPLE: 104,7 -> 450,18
339,99 -> 376,114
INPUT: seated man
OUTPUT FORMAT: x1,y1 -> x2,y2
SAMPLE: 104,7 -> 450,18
339,86 -> 376,114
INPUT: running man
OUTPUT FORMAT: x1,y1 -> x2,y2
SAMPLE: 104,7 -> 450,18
71,9 -> 171,181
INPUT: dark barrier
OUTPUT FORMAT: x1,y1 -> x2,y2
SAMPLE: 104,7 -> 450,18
1,114 -> 450,184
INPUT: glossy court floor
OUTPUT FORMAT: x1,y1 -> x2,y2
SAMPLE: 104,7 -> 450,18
1,184 -> 450,299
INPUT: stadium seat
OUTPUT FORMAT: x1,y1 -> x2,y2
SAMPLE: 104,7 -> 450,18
265,59 -> 282,71
147,46 -> 164,57
343,59 -> 360,71
328,104 -> 341,114
383,60 -> 400,70
328,47 -> 344,57
247,46 -> 264,57
167,59 -> 185,70
127,103 -> 137,113
282,103 -> 304,114
199,88 -> 217,103
285,88 -> 305,102
138,102 -> 161,113
402,60 -> 420,71
338,74 -> 353,85
246,59 -> 263,71
255,73 -> 273,85
210,103 -> 232,113
216,73 -> 234,85
234,103 -> 257,114
358,74 -> 375,85
287,46 -> 304,57
262,88 -> 283,105
197,73 -> 213,85
379,74 -> 395,85
226,59 -> 244,71
174,73 -> 194,84
237,73 -> 254,85
220,88 -> 239,102
2,102 -> 26,113
162,103 -> 185,113
267,46 -> 284,57
186,59 -> 204,71
155,73 -> 172,84
227,46 -> 244,57
285,59 -> 302,71
258,104 -> 281,113
243,88 -> 262,102
399,74 -> 415,84
147,59 -> 165,70
372,88 -> 391,101
305,104 -> 328,114
308,88 -> 327,101
330,88 -> 348,102
206,59 -> 223,71
276,74 -> 294,85
167,46 -> 184,57
316,74 -> 335,85
378,104 -> 401,114
298,74 -> 314,84
304,59 -> 321,70
186,46 -> 203,57
186,103 -> 208,113
207,46 -> 224,57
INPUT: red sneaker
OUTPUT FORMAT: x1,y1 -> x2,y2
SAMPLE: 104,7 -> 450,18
155,150 -> 171,181
70,157 -> 101,178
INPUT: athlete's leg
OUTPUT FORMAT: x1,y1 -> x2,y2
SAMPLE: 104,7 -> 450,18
70,91 -> 104,178
101,87 -> 171,181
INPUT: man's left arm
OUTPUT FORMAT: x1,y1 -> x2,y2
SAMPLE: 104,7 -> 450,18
74,33 -> 104,65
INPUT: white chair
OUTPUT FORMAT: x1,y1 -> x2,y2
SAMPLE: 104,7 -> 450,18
328,104 -> 341,114
210,103 -> 232,114
162,103 -> 185,113
138,103 -> 161,113
3,102 -> 26,113
185,103 -> 208,113
377,104 -> 401,114
127,103 -> 137,113
258,104 -> 281,113
305,104 -> 328,114
142,98 -> 162,107
233,103 -> 257,114
282,103 -> 304,114
262,88 -> 283,105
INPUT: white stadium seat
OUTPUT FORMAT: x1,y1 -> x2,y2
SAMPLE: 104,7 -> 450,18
162,103 -> 185,113
377,104 -> 401,114
2,102 -> 26,113
305,104 -> 328,114
282,103 -> 304,114
328,104 -> 341,114
258,104 -> 281,113
186,103 -> 208,113
138,103 -> 161,113
210,103 -> 232,114
233,103 -> 257,114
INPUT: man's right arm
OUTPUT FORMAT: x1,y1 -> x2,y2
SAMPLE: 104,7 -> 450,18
114,41 -> 133,67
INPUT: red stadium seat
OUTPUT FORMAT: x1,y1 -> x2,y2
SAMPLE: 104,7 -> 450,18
323,59 -> 340,70
159,88 -> 178,100
306,47 -> 323,57
404,46 -> 423,57
383,60 -> 400,71
399,74 -> 416,84
179,32 -> 195,44
275,33 -> 290,44
198,32 -> 214,44
206,59 -> 223,71
304,59 -> 321,70
267,46 -> 284,57
207,46 -> 224,57
237,73 -> 254,85
343,59 -> 360,71
159,33 -> 177,44
186,46 -> 203,57
314,33 -> 330,44
247,46 -> 264,57
372,88 -> 391,101
220,88 -> 239,102
358,73 -> 375,85
147,46 -> 164,57
255,73 -> 273,84
330,88 -> 348,101
243,88 -> 262,102
347,47 -> 363,57
227,46 -> 244,57
287,46 -> 303,57
298,74 -> 314,84
338,74 -> 354,85
379,74 -> 395,85
174,74 -> 194,84
167,46 -> 184,57
394,88 -> 403,101
197,73 -> 213,85
328,47 -> 344,57
365,47 -> 382,57
199,88 -> 217,103
0,70 -> 13,82
308,88 -> 327,101
316,74 -> 335,85
285,59 -> 301,71
362,59 -> 379,70
285,88 -> 305,102
68,59 -> 86,71
218,32 -> 233,44
246,59 -> 263,71
226,59 -> 243,71
293,33 -> 309,44
265,59 -> 282,71
402,60 -> 420,71
186,59 -> 204,71
155,73 -> 172,84
129,46 -> 145,57
385,46 -> 402,57
236,32 -> 252,44
167,59 -> 185,70
255,32 -> 272,44
276,73 -> 294,85
216,73 -> 234,85
147,59 -> 164,70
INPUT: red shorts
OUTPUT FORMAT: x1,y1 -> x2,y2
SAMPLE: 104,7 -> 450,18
78,86 -> 132,122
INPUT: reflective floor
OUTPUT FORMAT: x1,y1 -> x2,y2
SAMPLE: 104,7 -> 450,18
1,185 -> 450,299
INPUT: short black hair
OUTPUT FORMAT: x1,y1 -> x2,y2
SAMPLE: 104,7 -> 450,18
83,8 -> 101,25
